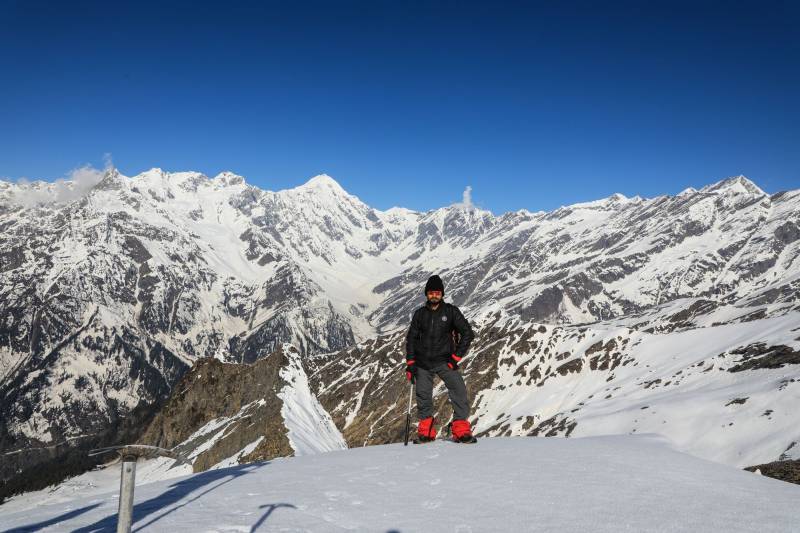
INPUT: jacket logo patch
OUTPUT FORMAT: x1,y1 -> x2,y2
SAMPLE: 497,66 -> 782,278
442,316 -> 448,321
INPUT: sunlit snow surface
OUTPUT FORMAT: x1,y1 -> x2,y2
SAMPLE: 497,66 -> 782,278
278,346 -> 347,455
2,436 -> 799,532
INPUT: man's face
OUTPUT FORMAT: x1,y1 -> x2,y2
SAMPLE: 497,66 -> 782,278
426,290 -> 442,305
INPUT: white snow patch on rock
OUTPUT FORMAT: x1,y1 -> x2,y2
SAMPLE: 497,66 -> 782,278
278,347 -> 347,455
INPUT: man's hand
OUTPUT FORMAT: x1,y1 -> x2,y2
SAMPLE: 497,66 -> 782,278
447,354 -> 462,370
405,359 -> 417,381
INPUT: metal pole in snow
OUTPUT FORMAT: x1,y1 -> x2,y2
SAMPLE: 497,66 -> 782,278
88,445 -> 191,533
404,377 -> 414,445
117,456 -> 137,533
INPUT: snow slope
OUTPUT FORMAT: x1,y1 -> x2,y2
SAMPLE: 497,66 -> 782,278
278,347 -> 348,455
470,310 -> 800,467
2,436 -> 799,532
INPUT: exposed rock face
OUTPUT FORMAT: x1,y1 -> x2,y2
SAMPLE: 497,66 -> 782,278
138,348 -> 294,472
745,460 -> 800,485
727,343 -> 800,372
131,343 -> 345,479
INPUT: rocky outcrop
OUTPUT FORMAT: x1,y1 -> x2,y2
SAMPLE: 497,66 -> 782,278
746,460 -> 800,485
727,343 -> 800,372
138,348 -> 295,472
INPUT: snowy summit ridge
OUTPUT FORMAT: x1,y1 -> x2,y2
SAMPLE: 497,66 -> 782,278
297,173 -> 344,190
701,175 -> 766,196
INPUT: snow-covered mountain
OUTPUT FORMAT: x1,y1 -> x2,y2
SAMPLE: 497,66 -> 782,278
1,169 -> 798,500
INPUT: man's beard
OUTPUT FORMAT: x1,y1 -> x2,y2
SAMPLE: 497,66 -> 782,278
427,297 -> 442,306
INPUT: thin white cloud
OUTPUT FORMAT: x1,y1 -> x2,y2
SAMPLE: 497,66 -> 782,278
8,155 -> 113,207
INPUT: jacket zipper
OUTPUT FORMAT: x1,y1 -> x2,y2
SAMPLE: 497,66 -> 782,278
427,308 -> 435,353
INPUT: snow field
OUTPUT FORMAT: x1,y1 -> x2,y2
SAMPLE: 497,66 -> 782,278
3,436 -> 800,532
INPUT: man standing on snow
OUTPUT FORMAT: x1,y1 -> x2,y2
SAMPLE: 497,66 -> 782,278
405,275 -> 476,443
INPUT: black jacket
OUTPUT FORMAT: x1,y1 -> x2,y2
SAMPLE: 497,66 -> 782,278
405,301 -> 475,370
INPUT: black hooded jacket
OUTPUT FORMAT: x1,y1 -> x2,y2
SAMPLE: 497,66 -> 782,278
405,301 -> 475,370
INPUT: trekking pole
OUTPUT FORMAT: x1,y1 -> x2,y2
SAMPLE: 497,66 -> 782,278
441,418 -> 452,441
403,377 -> 414,446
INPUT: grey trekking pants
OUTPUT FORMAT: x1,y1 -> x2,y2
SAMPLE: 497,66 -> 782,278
415,363 -> 469,421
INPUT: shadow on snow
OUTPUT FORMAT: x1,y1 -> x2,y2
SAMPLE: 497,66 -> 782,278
2,503 -> 102,533
5,462 -> 293,532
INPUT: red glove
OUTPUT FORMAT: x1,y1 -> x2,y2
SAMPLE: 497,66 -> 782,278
447,354 -> 462,370
406,359 -> 416,381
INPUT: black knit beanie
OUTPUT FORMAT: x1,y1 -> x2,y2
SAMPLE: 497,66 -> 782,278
424,275 -> 445,296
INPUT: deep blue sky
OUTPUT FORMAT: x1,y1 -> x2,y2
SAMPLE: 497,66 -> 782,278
1,1 -> 798,213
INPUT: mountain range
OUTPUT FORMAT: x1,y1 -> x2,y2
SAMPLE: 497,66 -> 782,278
1,169 -> 798,500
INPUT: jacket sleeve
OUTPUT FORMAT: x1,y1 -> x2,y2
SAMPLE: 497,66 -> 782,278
405,309 -> 421,360
452,306 -> 474,358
